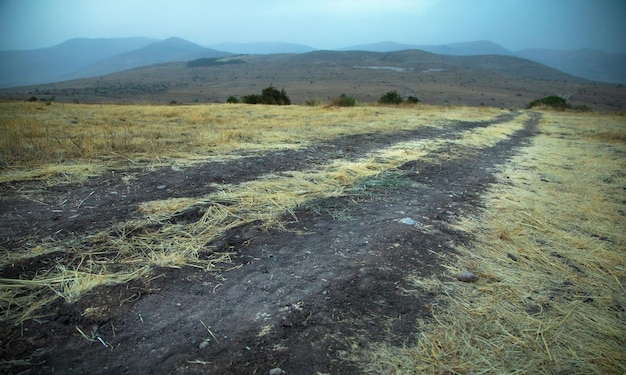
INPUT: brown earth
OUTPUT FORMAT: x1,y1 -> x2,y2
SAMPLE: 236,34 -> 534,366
0,111 -> 539,374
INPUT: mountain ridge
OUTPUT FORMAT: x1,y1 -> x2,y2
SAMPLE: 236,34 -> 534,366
0,37 -> 624,89
341,40 -> 514,56
75,38 -> 230,78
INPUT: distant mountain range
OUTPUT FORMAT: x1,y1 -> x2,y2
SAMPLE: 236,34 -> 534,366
340,40 -> 514,56
0,37 -> 624,89
209,42 -> 316,55
341,41 -> 626,84
0,37 -> 230,88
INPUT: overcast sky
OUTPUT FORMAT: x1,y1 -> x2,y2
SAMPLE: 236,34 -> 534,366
1,0 -> 625,52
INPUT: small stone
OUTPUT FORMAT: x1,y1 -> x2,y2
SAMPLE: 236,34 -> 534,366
156,185 -> 167,190
398,217 -> 417,225
198,339 -> 210,349
269,368 -> 285,375
457,271 -> 479,282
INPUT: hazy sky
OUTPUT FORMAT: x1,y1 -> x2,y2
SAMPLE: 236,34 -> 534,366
1,0 -> 625,52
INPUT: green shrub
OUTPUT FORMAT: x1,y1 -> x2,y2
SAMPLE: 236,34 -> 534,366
241,94 -> 263,104
527,96 -> 571,110
261,86 -> 291,105
226,95 -> 240,104
405,95 -> 420,104
331,94 -> 357,107
378,90 -> 403,105
240,86 -> 291,105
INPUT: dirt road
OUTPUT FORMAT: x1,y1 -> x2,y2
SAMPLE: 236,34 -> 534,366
1,111 -> 539,374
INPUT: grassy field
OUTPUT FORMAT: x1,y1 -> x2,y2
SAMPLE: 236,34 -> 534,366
1,101 -> 624,372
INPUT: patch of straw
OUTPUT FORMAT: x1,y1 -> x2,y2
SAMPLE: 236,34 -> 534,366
351,111 -> 626,373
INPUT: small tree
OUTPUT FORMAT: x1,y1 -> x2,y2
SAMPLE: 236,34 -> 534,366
226,95 -> 240,103
379,90 -> 403,105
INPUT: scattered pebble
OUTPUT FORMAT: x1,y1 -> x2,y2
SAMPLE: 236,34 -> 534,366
156,185 -> 167,190
269,368 -> 285,375
457,271 -> 479,282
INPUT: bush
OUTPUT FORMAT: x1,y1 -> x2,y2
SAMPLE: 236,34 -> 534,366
379,90 -> 403,105
226,95 -> 240,104
241,94 -> 264,104
527,96 -> 571,110
331,94 -> 357,107
240,86 -> 291,105
405,95 -> 420,104
261,86 -> 291,105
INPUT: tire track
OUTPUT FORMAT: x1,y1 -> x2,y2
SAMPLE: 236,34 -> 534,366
28,112 -> 543,374
0,111 -> 521,250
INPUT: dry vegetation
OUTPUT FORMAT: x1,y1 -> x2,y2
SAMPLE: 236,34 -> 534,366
0,101 -> 498,182
351,112 -> 626,373
1,101 -> 624,373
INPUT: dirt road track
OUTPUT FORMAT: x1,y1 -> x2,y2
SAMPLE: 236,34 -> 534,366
1,111 -> 540,374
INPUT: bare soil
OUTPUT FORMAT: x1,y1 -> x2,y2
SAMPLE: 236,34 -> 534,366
0,111 -> 539,374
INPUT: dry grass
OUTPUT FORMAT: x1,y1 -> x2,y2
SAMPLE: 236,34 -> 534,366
351,111 -> 626,374
0,102 -> 503,183
1,102 -> 518,323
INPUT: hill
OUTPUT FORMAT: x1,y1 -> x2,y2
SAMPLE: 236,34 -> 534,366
2,49 -> 624,112
0,37 -> 157,88
0,37 -> 229,89
343,40 -> 513,56
3,37 -> 624,89
516,48 -> 626,84
341,41 -> 626,84
76,37 -> 230,78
